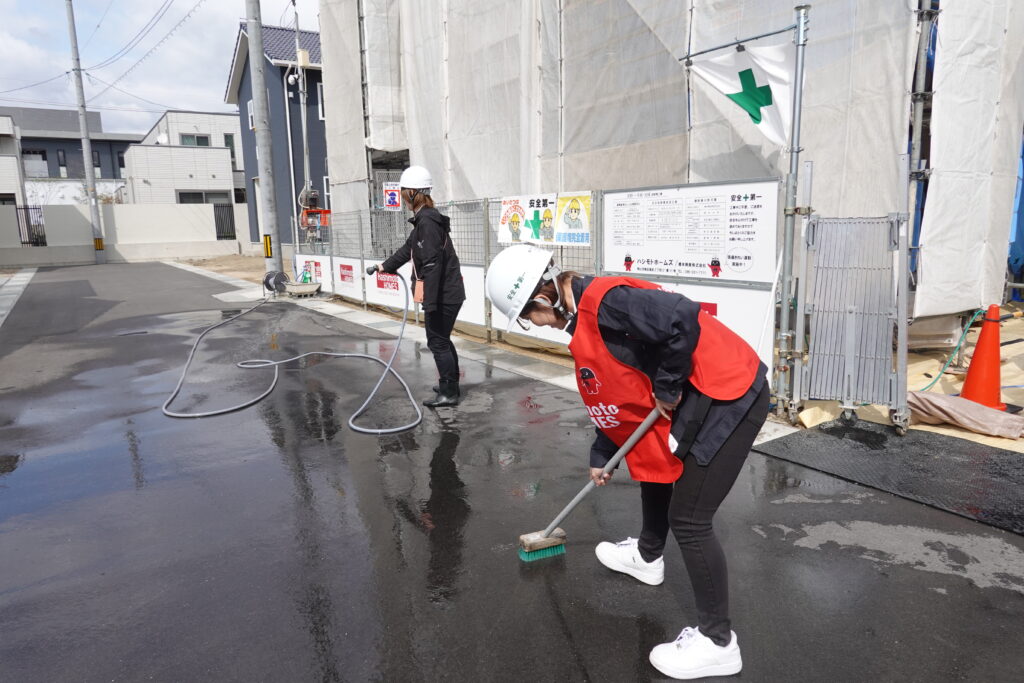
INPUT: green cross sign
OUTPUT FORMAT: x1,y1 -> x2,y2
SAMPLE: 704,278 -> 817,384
727,69 -> 773,124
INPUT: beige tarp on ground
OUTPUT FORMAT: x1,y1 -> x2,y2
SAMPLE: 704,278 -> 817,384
907,391 -> 1024,439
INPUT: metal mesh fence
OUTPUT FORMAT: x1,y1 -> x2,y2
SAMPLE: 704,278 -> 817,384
313,196 -> 597,275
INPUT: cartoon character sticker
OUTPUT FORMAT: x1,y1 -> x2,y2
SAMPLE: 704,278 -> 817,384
541,209 -> 554,241
562,197 -> 584,231
624,253 -> 633,271
509,213 -> 522,242
578,367 -> 601,395
709,257 -> 721,278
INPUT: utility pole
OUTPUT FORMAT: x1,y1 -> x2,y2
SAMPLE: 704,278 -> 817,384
293,3 -> 313,212
64,0 -> 105,264
776,4 -> 810,414
245,0 -> 284,273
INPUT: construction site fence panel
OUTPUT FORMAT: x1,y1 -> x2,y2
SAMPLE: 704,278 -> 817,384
293,180 -> 780,366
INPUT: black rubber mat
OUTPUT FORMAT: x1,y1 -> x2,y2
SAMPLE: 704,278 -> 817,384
753,419 -> 1024,535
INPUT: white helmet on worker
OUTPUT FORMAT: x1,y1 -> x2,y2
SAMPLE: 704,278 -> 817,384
486,244 -> 565,331
399,165 -> 432,193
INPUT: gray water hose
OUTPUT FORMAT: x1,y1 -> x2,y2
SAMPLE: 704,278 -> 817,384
162,274 -> 423,435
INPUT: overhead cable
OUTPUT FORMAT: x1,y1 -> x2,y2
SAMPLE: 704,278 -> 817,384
80,0 -> 119,52
85,0 -> 176,71
87,0 -> 207,103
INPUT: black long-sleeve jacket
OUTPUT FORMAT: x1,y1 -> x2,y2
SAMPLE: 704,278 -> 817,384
381,207 -> 466,312
566,276 -> 767,468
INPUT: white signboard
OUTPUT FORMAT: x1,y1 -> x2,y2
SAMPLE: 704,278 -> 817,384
603,180 -> 778,284
294,254 -> 332,290
331,256 -> 362,299
498,192 -> 593,246
363,262 -> 414,308
383,182 -> 402,211
654,281 -> 774,369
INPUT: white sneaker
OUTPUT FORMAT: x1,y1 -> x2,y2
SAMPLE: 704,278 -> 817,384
649,627 -> 742,680
594,537 -> 664,586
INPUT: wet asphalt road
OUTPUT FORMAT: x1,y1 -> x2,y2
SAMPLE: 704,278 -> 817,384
1,263 -> 1023,682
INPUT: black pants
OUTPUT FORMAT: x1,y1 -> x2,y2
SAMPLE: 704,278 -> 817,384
424,303 -> 462,383
637,384 -> 769,646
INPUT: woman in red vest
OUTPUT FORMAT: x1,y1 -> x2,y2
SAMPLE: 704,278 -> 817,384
486,244 -> 769,681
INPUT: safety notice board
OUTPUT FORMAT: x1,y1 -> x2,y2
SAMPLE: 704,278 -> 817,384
602,179 -> 779,285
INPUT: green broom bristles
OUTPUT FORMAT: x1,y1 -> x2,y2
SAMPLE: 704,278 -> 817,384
518,543 -> 566,562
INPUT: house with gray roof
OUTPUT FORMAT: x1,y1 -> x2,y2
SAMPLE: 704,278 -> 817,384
225,23 -> 328,248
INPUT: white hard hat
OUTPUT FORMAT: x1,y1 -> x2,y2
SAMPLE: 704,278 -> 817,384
486,244 -> 559,331
399,165 -> 432,191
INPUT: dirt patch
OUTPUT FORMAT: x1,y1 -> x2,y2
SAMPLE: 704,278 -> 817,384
184,254 -> 265,285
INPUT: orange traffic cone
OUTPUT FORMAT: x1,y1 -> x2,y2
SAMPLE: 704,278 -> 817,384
960,304 -> 1006,411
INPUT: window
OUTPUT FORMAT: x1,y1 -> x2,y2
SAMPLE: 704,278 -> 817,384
247,100 -> 254,130
323,176 -> 331,210
317,82 -> 325,120
57,149 -> 68,178
22,149 -> 47,178
117,151 -> 125,169
224,133 -> 237,170
234,187 -> 246,204
92,150 -> 102,178
177,190 -> 232,204
180,134 -> 210,147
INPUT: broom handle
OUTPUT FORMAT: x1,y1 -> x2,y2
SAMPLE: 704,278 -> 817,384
542,408 -> 662,538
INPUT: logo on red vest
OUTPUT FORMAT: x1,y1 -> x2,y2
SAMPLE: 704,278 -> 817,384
578,367 -> 602,394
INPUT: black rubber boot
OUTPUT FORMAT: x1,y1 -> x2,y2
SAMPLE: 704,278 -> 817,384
424,380 -> 460,407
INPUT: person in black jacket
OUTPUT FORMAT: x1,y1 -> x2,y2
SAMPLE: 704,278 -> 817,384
376,166 -> 466,407
485,244 -> 769,680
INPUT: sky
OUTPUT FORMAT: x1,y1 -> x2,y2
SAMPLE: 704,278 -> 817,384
0,0 -> 321,134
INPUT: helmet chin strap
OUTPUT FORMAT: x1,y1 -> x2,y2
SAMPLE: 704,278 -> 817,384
532,261 -> 575,324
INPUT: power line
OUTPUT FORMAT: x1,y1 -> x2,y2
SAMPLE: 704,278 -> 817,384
85,0 -> 176,71
80,0 -> 118,52
0,93 -> 164,114
85,73 -> 175,110
87,0 -> 208,103
0,72 -> 70,95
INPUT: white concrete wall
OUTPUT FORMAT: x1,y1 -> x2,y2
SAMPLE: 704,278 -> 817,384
0,116 -> 14,135
41,205 -> 93,246
0,205 -> 95,266
0,205 -> 19,247
0,201 -> 258,266
104,204 -> 217,244
25,179 -> 124,205
124,145 -> 234,203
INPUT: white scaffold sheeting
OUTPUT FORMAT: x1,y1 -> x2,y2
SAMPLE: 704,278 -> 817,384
363,0 -> 406,152
914,1 -> 1024,318
319,0 -> 373,210
683,0 -> 916,218
387,0 -> 915,221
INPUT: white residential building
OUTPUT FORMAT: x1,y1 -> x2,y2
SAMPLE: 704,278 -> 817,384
123,145 -> 235,204
135,111 -> 246,200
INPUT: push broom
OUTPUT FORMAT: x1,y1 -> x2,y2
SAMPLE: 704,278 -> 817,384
518,408 -> 662,562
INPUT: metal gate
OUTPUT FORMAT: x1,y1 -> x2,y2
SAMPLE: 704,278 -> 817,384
16,206 -> 46,246
792,213 -> 909,432
213,204 -> 236,240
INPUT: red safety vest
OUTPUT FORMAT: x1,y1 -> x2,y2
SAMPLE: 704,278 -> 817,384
568,277 -> 760,483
